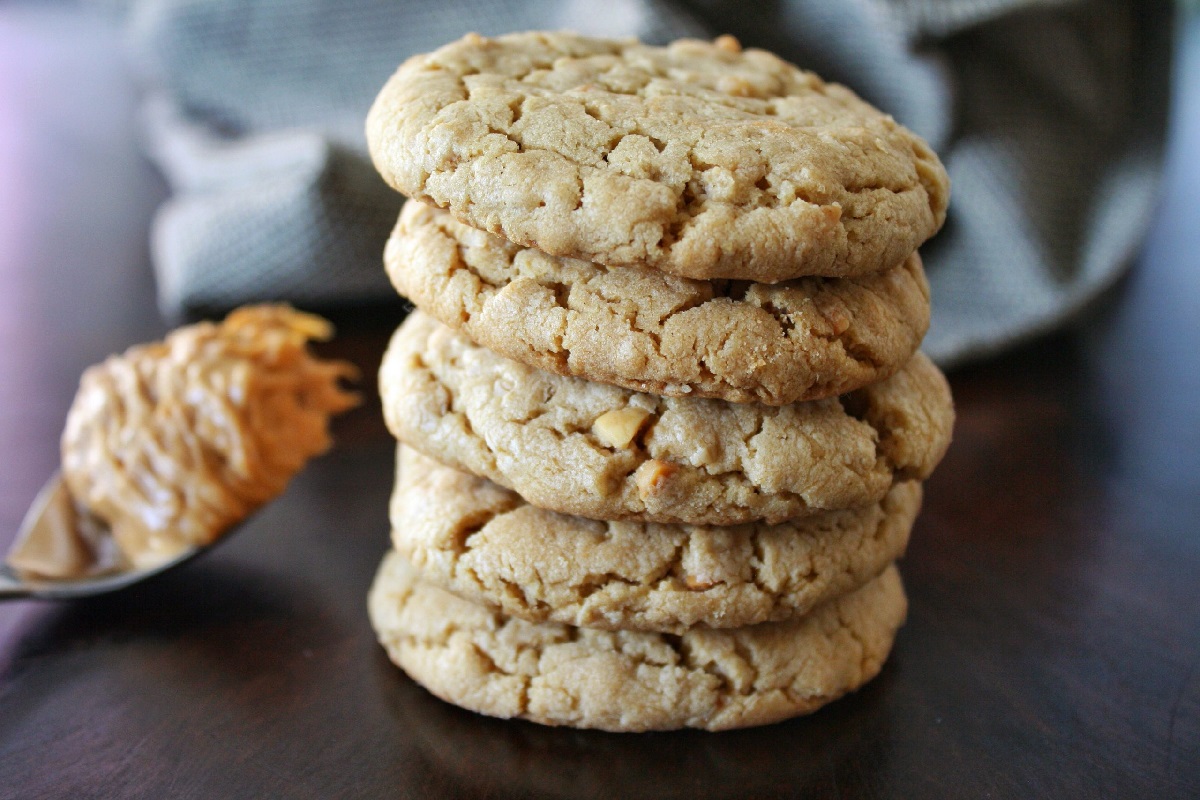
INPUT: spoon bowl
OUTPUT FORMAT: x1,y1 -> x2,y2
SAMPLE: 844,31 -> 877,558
1,474 -> 215,600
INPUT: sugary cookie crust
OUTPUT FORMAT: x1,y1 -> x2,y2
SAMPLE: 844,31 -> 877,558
391,445 -> 919,633
366,32 -> 949,283
368,551 -> 906,731
378,312 -> 953,525
386,202 -> 930,405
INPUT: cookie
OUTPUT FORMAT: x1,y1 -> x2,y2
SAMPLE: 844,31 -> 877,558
366,32 -> 949,283
368,551 -> 906,731
391,444 -> 920,633
385,202 -> 931,405
378,312 -> 953,525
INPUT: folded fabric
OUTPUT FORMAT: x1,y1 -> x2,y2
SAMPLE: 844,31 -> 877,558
109,0 -> 1173,365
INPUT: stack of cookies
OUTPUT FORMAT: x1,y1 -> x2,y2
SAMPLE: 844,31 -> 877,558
364,32 -> 953,732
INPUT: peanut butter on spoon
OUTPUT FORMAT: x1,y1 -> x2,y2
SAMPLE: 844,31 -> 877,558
7,305 -> 359,579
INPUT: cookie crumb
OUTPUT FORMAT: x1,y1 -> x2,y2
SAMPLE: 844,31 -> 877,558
714,34 -> 741,53
717,75 -> 754,97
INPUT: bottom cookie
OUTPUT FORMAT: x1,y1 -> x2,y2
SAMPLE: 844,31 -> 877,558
368,551 -> 907,732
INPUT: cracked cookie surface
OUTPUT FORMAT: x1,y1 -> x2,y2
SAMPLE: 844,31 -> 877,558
387,202 -> 930,404
369,551 -> 906,731
379,312 -> 953,525
366,32 -> 949,283
392,445 -> 919,633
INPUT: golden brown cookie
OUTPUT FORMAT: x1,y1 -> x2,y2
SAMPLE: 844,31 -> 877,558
366,32 -> 949,283
391,445 -> 919,633
385,202 -> 931,404
368,550 -> 907,731
378,312 -> 954,525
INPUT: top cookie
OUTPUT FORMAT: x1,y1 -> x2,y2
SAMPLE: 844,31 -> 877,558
366,32 -> 949,283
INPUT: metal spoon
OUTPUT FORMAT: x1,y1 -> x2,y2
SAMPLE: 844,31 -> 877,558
0,473 -> 212,600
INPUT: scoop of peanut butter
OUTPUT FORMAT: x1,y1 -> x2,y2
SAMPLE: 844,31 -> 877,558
48,305 -> 359,571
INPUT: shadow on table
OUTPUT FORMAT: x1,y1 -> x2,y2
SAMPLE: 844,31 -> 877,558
0,558 -> 322,696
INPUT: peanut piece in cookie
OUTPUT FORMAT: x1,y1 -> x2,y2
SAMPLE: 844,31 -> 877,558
592,407 -> 652,449
635,459 -> 679,500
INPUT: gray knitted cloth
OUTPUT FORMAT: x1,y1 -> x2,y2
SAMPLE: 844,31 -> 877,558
120,0 -> 1173,366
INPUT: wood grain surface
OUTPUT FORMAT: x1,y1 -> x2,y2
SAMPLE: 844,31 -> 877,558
1,8 -> 1197,799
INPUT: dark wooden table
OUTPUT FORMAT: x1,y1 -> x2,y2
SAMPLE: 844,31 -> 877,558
2,8 -> 1198,799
